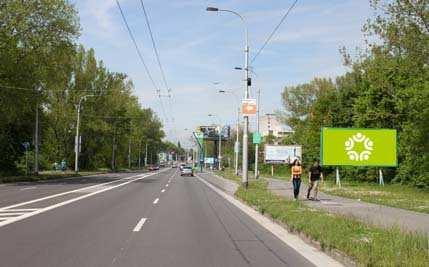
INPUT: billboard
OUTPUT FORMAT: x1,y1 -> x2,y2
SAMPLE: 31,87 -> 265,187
265,145 -> 302,164
320,128 -> 397,166
198,125 -> 230,141
242,99 -> 257,116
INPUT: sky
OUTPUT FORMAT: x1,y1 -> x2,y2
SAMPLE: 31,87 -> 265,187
72,0 -> 375,147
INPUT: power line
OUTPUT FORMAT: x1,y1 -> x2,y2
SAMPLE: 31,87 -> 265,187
115,0 -> 169,125
251,0 -> 299,63
139,0 -> 170,96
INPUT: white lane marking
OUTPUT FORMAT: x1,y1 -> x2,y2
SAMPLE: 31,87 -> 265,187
20,187 -> 38,191
0,169 -> 170,228
196,175 -> 344,267
161,189 -> 165,193
153,198 -> 159,204
0,212 -> 27,216
166,184 -> 169,187
0,168 -> 170,211
0,208 -> 38,212
133,217 -> 147,232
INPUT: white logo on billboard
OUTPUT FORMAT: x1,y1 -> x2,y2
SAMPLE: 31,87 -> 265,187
345,132 -> 373,161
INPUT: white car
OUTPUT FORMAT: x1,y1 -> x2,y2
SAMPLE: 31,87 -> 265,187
180,166 -> 194,176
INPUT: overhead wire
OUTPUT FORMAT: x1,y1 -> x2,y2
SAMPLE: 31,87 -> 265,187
115,0 -> 170,125
251,0 -> 299,63
139,0 -> 177,140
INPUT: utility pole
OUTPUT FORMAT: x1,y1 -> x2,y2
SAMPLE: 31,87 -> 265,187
254,89 -> 260,179
218,125 -> 222,170
235,107 -> 240,175
75,95 -> 95,173
128,138 -> 131,169
111,126 -> 116,171
206,7 -> 250,188
138,141 -> 142,169
34,105 -> 39,175
145,142 -> 148,166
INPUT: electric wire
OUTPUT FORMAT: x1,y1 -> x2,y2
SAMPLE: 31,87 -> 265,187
251,0 -> 299,63
115,0 -> 169,125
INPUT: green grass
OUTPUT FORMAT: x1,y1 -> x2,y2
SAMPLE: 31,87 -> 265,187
217,170 -> 429,266
322,180 -> 429,214
0,170 -> 107,183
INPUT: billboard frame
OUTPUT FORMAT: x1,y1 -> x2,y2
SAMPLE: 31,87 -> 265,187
320,127 -> 398,167
264,145 -> 302,165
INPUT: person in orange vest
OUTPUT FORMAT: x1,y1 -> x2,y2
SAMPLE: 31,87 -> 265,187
290,159 -> 302,200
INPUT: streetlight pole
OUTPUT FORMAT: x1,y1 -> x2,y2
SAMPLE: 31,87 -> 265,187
255,89 -> 260,179
75,95 -> 95,173
207,6 -> 250,188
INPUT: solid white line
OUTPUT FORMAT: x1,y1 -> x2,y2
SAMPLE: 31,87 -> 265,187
20,187 -> 38,191
0,208 -> 39,212
0,212 -> 26,216
0,169 -> 170,228
153,198 -> 159,204
133,217 -> 147,232
196,175 -> 343,267
0,168 -> 170,211
161,189 -> 165,193
165,184 -> 169,187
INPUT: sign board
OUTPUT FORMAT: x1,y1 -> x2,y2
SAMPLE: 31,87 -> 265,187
204,157 -> 215,164
241,99 -> 257,117
265,145 -> 302,164
320,128 -> 397,166
253,132 -> 261,144
198,125 -> 230,141
234,141 -> 240,153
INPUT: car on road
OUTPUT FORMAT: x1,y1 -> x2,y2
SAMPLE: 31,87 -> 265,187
148,165 -> 160,171
180,166 -> 194,177
179,163 -> 186,171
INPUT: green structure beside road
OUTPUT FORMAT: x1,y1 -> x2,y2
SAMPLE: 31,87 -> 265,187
321,128 -> 397,166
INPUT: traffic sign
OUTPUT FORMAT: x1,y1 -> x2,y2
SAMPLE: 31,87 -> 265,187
321,128 -> 397,166
253,132 -> 261,144
241,99 -> 257,116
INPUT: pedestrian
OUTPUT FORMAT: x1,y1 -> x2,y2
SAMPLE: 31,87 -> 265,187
307,159 -> 323,201
290,159 -> 302,200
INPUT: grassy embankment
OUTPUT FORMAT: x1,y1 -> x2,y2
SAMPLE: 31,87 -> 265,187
322,180 -> 429,214
216,168 -> 429,266
0,170 -> 108,183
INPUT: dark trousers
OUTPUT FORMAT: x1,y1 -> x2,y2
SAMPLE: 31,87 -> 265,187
292,177 -> 301,199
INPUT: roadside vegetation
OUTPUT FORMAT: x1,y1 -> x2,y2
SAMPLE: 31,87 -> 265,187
0,170 -> 106,184
217,169 -> 429,266
322,179 -> 429,214
0,1 -> 176,177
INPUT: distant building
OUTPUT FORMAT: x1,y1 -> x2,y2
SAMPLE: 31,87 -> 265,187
259,114 -> 293,138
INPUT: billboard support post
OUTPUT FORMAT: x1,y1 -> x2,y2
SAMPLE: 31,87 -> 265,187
271,165 -> 274,177
335,167 -> 341,188
379,169 -> 384,186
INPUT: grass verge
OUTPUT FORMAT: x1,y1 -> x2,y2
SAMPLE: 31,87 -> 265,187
217,171 -> 429,266
322,180 -> 429,214
0,170 -> 107,184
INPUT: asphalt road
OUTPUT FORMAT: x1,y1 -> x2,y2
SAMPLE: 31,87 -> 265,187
0,169 -> 315,267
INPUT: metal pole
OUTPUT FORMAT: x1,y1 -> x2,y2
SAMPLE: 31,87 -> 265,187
235,107 -> 239,175
138,141 -> 142,169
242,26 -> 250,188
34,104 -> 39,175
145,142 -> 148,167
74,101 -> 81,173
218,125 -> 222,170
128,138 -> 131,169
255,89 -> 260,179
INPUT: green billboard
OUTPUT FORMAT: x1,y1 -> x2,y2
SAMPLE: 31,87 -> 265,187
321,128 -> 397,166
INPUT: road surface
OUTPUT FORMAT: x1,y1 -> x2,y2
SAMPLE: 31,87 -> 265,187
0,169 -> 316,267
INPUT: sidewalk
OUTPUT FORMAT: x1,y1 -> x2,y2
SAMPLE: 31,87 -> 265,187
267,178 -> 429,234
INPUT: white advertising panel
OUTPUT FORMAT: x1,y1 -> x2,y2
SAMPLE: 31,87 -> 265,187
264,145 -> 302,164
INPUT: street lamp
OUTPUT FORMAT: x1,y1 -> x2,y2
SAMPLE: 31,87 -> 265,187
218,89 -> 241,176
75,95 -> 95,173
207,6 -> 250,188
